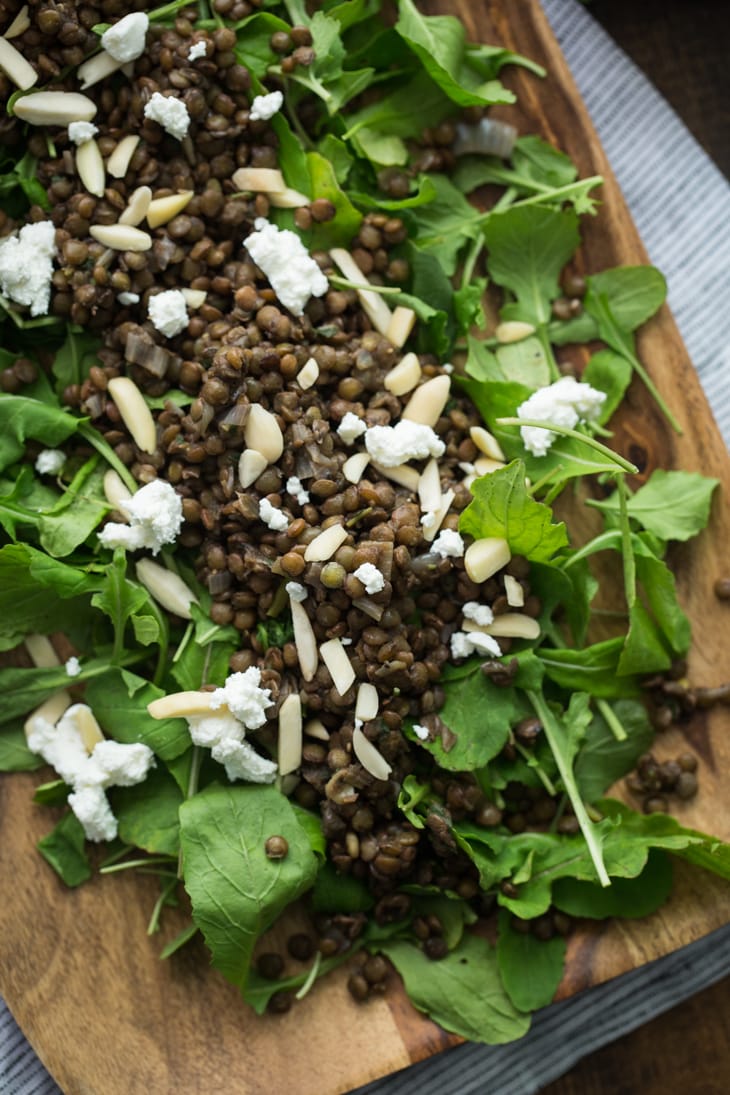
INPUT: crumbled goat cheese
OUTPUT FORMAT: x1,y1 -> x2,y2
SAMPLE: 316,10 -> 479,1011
442,362 -> 454,374
117,291 -> 139,306
26,712 -> 89,787
463,601 -> 494,627
341,637 -> 352,646
337,412 -> 367,444
68,121 -> 98,145
431,528 -> 465,559
101,12 -> 149,63
0,220 -> 56,317
245,218 -> 328,316
143,92 -> 191,140
450,630 -> 502,660
98,479 -> 183,555
147,288 -> 188,338
187,40 -> 207,61
259,497 -> 289,531
210,667 -> 274,730
187,712 -> 243,749
412,723 -> 430,741
249,90 -> 284,122
286,581 -> 308,603
421,510 -> 438,532
65,656 -> 81,678
35,449 -> 65,476
85,740 -> 156,788
353,562 -> 385,594
364,421 -> 445,467
517,376 -> 606,456
67,785 -> 118,843
212,736 -> 277,784
286,475 -> 310,505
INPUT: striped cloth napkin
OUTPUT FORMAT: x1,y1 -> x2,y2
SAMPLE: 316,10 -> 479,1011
2,0 -> 729,1091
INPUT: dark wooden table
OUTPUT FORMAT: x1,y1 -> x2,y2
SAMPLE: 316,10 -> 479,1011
543,2 -> 730,1091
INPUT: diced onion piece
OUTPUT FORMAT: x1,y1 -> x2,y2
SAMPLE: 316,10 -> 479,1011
243,404 -> 283,464
268,187 -> 310,208
468,613 -> 540,640
90,223 -> 152,252
352,726 -> 392,782
418,458 -> 441,515
371,462 -> 419,492
70,705 -> 105,754
0,36 -> 38,89
146,190 -> 194,229
384,352 -> 421,396
4,6 -> 30,39
296,357 -> 319,390
401,375 -> 451,428
319,638 -> 355,696
181,288 -> 207,309
23,691 -> 72,739
304,718 -> 330,741
470,425 -> 506,462
343,452 -> 370,485
290,599 -> 318,682
422,489 -> 454,543
75,138 -> 105,198
77,51 -> 123,89
329,248 -> 393,337
232,166 -> 286,193
147,690 -> 219,720
107,376 -> 157,454
355,683 -> 379,723
304,524 -> 348,562
136,558 -> 198,620
107,135 -> 140,180
474,456 -> 505,476
103,468 -> 133,514
278,694 -> 302,776
25,634 -> 61,669
352,598 -> 384,621
453,118 -> 518,159
13,90 -> 97,126
238,449 -> 268,489
464,537 -> 511,583
504,574 -> 525,608
495,321 -> 535,344
386,306 -> 417,349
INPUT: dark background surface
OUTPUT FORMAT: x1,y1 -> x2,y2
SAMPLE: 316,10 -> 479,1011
542,1 -> 730,1091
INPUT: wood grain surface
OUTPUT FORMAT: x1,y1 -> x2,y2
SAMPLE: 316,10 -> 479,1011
2,3 -> 730,1094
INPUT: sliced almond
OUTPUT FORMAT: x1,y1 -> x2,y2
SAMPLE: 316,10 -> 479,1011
474,456 -> 506,476
232,167 -> 286,193
24,690 -> 73,739
238,448 -> 267,489
181,288 -> 207,309
343,452 -> 370,485
422,489 -> 454,543
384,352 -> 421,397
136,558 -> 198,620
495,320 -> 536,344
118,184 -> 151,226
371,462 -> 419,492
418,458 -> 441,515
464,537 -> 512,584
386,306 -> 417,349
89,223 -> 152,252
278,693 -> 302,776
243,404 -> 283,464
0,36 -> 38,90
320,638 -> 355,696
304,524 -> 348,563
504,574 -> 525,608
25,634 -> 61,669
4,6 -> 30,38
13,90 -> 97,126
77,50 -> 123,90
470,425 -> 506,462
107,134 -> 141,180
75,138 -> 105,198
147,690 -> 218,720
355,683 -> 379,723
103,468 -> 133,514
402,375 -> 451,428
146,190 -> 194,229
107,376 -> 157,454
329,247 -> 393,337
290,599 -> 318,683
304,718 -> 330,741
296,357 -> 319,390
268,187 -> 310,208
477,613 -> 540,640
352,726 -> 392,782
70,705 -> 104,753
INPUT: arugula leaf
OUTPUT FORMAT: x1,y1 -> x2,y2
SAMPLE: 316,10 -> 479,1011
85,669 -> 190,761
574,699 -> 654,802
311,861 -> 374,912
0,720 -> 45,772
91,551 -> 150,661
454,134 -> 577,196
0,542 -> 98,651
582,349 -> 633,424
243,951 -> 349,1015
37,812 -> 92,887
0,395 -> 79,474
397,773 -> 430,829
634,546 -> 690,655
406,173 -> 484,275
343,72 -> 454,160
496,908 -> 566,1011
540,638 -> 640,699
233,12 -> 291,79
179,783 -> 318,990
598,800 -> 730,880
304,151 -> 362,249
553,850 -> 673,919
113,767 -> 183,856
51,327 -> 101,395
592,470 -> 718,542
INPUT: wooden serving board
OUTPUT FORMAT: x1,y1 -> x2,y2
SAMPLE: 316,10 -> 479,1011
2,3 -> 730,1093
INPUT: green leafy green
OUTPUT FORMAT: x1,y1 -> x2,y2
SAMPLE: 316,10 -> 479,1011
496,909 -> 566,1011
37,812 -> 92,887
0,721 -> 45,772
574,700 -> 654,802
0,395 -> 79,474
113,768 -> 183,856
0,543 -> 97,651
85,670 -> 190,761
592,470 -> 719,542
553,850 -> 673,919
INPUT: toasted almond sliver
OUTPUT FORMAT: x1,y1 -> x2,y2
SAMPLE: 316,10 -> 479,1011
181,288 -> 207,309
304,718 -> 330,742
25,634 -> 61,669
422,489 -> 454,544
238,448 -> 267,489
371,462 -> 419,492
75,138 -> 105,198
495,320 -> 536,344
107,134 -> 141,180
474,613 -> 540,640
464,537 -> 511,584
77,50 -> 123,90
384,351 -> 421,397
474,456 -> 505,476
304,524 -> 348,563
268,187 -> 310,208
278,694 -> 303,776
401,375 -> 451,428
504,574 -> 525,608
118,184 -> 152,227
243,404 -> 284,464
343,452 -> 370,485
103,468 -> 133,514
70,705 -> 105,754
319,638 -> 355,696
296,357 -> 319,390
136,558 -> 198,620
146,190 -> 194,229
147,690 -> 219,720
355,683 -> 379,723
418,458 -> 441,515
352,726 -> 392,782
470,425 -> 506,462
290,599 -> 318,683
329,248 -> 393,337
386,306 -> 417,349
4,5 -> 30,38
232,166 -> 286,193
0,36 -> 38,90
107,376 -> 157,454
89,223 -> 152,252
13,90 -> 96,126
24,690 -> 73,739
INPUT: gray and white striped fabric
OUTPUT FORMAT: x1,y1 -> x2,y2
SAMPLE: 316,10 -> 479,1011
2,0 -> 729,1091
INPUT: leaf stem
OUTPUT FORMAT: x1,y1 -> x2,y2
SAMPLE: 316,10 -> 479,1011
616,474 -> 636,608
596,698 -> 628,742
295,950 -> 323,1000
100,856 -> 176,874
496,417 -> 638,475
77,422 -> 138,493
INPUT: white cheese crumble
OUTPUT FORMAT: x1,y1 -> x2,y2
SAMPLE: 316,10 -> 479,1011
421,510 -> 438,532
35,448 -> 65,476
118,291 -> 140,306
364,421 -> 445,467
187,711 -> 278,784
101,12 -> 149,63
147,288 -> 188,337
0,220 -> 56,317
249,90 -> 284,122
245,218 -> 328,316
431,528 -> 465,559
68,121 -> 98,145
286,581 -> 308,603
353,562 -> 385,594
517,376 -> 606,456
337,412 -> 367,444
442,362 -> 454,374
463,601 -> 494,627
210,667 -> 274,730
259,497 -> 289,532
98,479 -> 183,555
412,723 -> 430,741
143,91 -> 191,140
187,40 -> 208,61
450,630 -> 502,660
286,475 -> 310,506
65,656 -> 81,678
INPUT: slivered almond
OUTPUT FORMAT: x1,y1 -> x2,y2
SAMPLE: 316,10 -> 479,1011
146,190 -> 194,228
75,138 -> 105,197
402,375 -> 451,428
371,462 -> 419,492
384,351 -> 421,396
70,705 -> 104,753
77,50 -> 123,89
470,425 -> 506,462
243,404 -> 283,464
304,718 -> 330,741
495,320 -> 535,344
181,288 -> 207,309
476,613 -> 540,640
0,36 -> 38,89
343,452 -> 370,485
89,223 -> 151,252
464,537 -> 511,584
355,683 -> 379,723
352,726 -> 392,782
24,690 -> 72,739
13,90 -> 96,125
103,468 -> 133,513
147,690 -> 219,720
418,458 -> 441,515
290,599 -> 318,682
304,524 -> 348,562
107,376 -> 157,454
319,638 -> 355,696
474,456 -> 505,476
296,357 -> 319,390
4,5 -> 30,38
422,489 -> 454,543
25,634 -> 61,669
107,134 -> 140,179
136,558 -> 198,620
329,247 -> 393,337
118,184 -> 151,226
504,574 -> 525,608
386,305 -> 416,349
268,187 -> 310,208
278,694 -> 302,776
232,166 -> 286,193
238,448 -> 267,488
